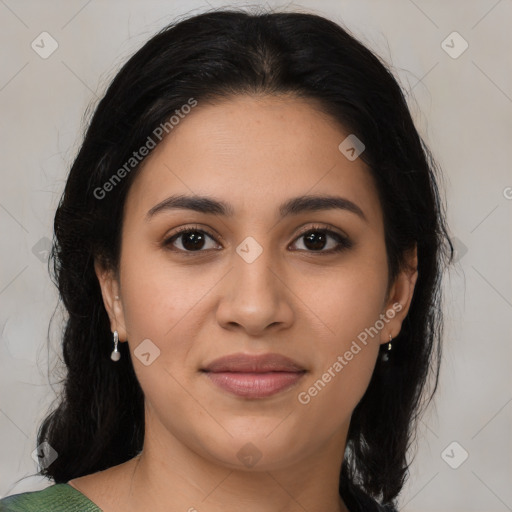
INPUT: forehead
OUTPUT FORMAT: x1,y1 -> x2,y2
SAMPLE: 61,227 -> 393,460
124,94 -> 383,228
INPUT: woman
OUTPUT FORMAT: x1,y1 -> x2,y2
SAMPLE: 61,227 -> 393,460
0,8 -> 453,512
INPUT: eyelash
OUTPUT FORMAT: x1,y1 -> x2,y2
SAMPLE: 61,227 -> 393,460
163,224 -> 353,255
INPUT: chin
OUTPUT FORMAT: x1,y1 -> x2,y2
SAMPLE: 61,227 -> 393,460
196,427 -> 306,471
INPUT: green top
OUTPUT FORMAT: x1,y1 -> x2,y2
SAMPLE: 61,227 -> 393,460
0,483 -> 101,512
0,481 -> 396,512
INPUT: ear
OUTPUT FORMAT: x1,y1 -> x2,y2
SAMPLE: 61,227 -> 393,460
94,259 -> 128,342
380,244 -> 418,344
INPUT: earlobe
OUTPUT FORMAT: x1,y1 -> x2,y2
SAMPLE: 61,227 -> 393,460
94,260 -> 127,341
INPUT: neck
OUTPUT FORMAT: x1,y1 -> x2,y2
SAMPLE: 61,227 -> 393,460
117,410 -> 350,512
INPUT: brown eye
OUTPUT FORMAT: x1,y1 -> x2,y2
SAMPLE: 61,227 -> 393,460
291,229 -> 353,253
165,229 -> 220,252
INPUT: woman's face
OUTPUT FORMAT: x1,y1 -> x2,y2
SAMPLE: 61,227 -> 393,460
97,94 -> 417,471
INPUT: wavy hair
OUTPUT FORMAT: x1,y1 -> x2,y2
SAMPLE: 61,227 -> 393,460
34,8 -> 453,507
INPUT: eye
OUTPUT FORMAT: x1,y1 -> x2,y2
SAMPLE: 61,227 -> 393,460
289,226 -> 353,253
164,226 -> 221,252
163,224 -> 352,254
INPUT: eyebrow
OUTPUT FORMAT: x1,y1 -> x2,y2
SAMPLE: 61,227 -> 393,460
146,194 -> 367,223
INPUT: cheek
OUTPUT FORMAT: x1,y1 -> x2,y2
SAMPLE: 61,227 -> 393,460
296,278 -> 384,430
295,252 -> 388,419
296,346 -> 377,440
119,241 -> 205,338
117,254 -> 206,414
117,246 -> 206,378
298,254 -> 389,344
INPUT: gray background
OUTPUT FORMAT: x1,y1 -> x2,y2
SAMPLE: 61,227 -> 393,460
0,1 -> 511,510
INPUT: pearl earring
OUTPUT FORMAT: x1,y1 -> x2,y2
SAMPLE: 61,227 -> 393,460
111,330 -> 121,361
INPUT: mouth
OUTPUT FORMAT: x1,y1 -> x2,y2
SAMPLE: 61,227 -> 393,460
201,352 -> 307,399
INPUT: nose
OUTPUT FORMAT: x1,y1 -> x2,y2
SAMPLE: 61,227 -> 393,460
215,243 -> 294,336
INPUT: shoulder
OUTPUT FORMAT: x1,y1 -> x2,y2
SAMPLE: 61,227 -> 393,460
0,483 -> 102,512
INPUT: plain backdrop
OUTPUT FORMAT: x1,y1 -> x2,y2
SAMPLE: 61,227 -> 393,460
0,1 -> 511,511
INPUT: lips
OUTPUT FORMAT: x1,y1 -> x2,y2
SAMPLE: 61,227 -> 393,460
202,352 -> 306,373
201,353 -> 306,398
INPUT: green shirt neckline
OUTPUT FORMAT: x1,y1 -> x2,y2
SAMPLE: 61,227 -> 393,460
65,482 -> 102,508
0,483 -> 102,511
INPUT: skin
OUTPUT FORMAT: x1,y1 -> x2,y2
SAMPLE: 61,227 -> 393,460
68,94 -> 418,512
